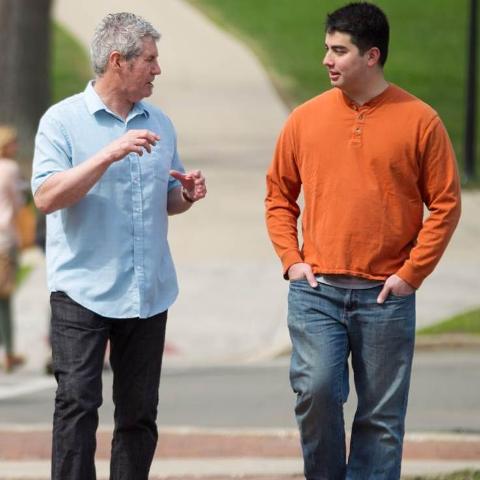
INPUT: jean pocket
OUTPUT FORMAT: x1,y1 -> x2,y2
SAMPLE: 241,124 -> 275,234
289,278 -> 308,283
388,291 -> 415,300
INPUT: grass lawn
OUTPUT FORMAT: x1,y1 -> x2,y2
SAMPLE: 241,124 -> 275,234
51,21 -> 91,103
405,472 -> 480,480
418,307 -> 480,335
16,263 -> 33,287
188,0 -> 479,181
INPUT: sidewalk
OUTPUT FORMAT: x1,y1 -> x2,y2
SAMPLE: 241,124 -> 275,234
48,0 -> 291,367
0,427 -> 479,479
12,0 -> 478,370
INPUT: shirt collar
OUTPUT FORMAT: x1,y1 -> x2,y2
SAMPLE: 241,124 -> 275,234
84,81 -> 150,120
337,83 -> 394,111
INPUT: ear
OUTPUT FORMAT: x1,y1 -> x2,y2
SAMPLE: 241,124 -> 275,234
108,51 -> 125,72
366,47 -> 381,67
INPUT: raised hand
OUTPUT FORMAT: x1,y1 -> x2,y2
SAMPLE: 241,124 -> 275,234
102,129 -> 160,163
170,169 -> 207,203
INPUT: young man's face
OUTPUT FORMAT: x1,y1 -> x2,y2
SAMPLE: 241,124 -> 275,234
122,36 -> 161,103
323,31 -> 370,93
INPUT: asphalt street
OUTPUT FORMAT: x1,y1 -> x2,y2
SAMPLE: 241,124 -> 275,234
1,350 -> 479,433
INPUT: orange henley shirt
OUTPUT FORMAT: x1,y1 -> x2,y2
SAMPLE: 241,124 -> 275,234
265,85 -> 461,289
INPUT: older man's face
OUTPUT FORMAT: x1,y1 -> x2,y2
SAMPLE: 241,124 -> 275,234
123,36 -> 161,103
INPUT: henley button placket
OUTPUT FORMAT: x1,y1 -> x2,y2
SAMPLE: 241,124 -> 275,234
350,105 -> 366,146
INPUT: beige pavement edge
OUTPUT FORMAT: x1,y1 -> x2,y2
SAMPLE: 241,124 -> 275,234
1,459 -> 480,479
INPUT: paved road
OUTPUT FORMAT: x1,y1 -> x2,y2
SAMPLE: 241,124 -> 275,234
1,351 -> 479,433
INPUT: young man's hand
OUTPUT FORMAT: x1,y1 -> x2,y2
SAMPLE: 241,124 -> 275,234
377,274 -> 415,303
287,263 -> 318,288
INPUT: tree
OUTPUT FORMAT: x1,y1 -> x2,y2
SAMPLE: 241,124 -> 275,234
464,0 -> 478,181
0,0 -> 52,170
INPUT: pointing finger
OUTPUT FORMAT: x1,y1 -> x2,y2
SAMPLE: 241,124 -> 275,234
169,170 -> 188,180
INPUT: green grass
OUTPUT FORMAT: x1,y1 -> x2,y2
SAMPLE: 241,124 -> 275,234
16,263 -> 33,287
51,21 -> 91,103
404,471 -> 480,480
188,0 -> 480,182
418,307 -> 480,335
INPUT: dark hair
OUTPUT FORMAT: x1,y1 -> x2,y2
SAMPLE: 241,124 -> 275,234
325,2 -> 389,66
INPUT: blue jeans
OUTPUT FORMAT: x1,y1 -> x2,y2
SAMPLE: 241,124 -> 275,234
288,280 -> 415,480
50,292 -> 167,480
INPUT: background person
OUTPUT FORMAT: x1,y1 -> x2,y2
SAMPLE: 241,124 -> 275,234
0,126 -> 26,373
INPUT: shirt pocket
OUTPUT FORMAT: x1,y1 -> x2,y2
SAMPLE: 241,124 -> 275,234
147,141 -> 174,182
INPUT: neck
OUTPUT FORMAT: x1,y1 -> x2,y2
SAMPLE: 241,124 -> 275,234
342,74 -> 389,106
93,77 -> 133,120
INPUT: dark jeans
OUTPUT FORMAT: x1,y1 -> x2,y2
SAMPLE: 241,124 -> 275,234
50,292 -> 167,480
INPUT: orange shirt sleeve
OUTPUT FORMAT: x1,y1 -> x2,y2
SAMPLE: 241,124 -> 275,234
396,116 -> 461,288
265,115 -> 304,276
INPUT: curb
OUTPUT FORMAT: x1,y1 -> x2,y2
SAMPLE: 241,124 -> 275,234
1,459 -> 480,479
270,334 -> 480,359
1,427 -> 479,478
415,333 -> 480,350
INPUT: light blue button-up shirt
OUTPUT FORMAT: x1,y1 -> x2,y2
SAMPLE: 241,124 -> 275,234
32,82 -> 184,319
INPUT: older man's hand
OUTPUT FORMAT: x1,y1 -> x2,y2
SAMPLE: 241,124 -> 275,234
103,129 -> 160,163
170,169 -> 207,203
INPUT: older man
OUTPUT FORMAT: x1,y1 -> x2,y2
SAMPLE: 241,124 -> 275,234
32,13 -> 206,480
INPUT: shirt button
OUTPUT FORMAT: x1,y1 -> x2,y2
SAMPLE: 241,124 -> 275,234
358,113 -> 365,120
355,127 -> 361,134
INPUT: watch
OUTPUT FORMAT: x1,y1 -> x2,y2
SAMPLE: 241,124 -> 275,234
181,187 -> 194,203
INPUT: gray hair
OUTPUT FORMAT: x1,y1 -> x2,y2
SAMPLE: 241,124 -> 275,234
91,12 -> 160,76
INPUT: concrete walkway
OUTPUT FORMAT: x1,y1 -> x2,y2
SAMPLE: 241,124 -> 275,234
10,0 -> 470,368
11,0 -> 480,369
51,0 -> 290,366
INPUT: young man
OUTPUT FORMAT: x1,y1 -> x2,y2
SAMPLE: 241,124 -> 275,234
265,3 -> 461,479
32,13 -> 206,480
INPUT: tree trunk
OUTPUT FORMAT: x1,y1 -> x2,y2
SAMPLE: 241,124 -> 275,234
0,0 -> 52,170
